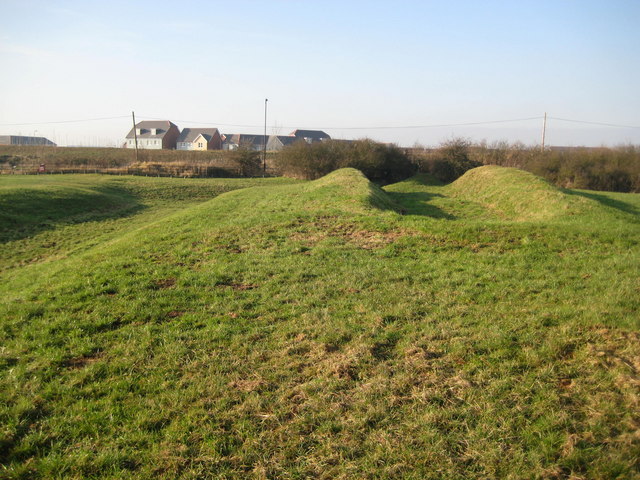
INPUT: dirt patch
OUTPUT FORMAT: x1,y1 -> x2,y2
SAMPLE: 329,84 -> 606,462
153,278 -> 176,289
217,281 -> 258,291
62,351 -> 104,369
404,346 -> 443,362
211,243 -> 245,254
228,377 -> 267,393
558,378 -> 574,390
587,327 -> 640,396
166,310 -> 184,319
346,229 -> 407,250
290,218 -> 412,250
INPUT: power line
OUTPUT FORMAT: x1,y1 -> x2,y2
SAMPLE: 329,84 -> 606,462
138,115 -> 544,131
0,115 -> 130,127
2,113 -> 639,132
139,116 -> 266,129
325,116 -> 545,130
548,117 -> 640,129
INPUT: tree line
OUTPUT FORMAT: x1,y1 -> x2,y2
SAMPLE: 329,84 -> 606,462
2,140 -> 639,192
276,139 -> 640,192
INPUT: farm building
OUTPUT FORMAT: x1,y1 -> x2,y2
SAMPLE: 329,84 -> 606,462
0,135 -> 56,146
125,121 -> 180,150
177,128 -> 222,150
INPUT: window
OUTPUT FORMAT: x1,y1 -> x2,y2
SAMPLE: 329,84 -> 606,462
198,142 -> 203,148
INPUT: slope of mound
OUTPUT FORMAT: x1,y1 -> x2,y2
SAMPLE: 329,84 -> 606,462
389,173 -> 444,188
204,168 -> 399,223
295,168 -> 399,213
0,182 -> 141,242
2,169 -> 399,294
446,165 -> 592,221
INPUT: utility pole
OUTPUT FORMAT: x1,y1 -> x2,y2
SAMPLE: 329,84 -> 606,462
541,112 -> 547,152
263,98 -> 268,175
132,111 -> 139,162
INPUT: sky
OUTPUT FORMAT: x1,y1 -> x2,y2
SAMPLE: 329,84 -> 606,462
0,0 -> 639,147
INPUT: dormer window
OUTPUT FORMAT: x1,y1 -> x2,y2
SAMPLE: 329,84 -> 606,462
150,128 -> 156,135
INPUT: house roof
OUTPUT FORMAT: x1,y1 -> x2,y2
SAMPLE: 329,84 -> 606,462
290,129 -> 331,141
271,135 -> 299,146
223,134 -> 268,146
177,128 -> 220,143
125,120 -> 178,139
222,134 -> 238,144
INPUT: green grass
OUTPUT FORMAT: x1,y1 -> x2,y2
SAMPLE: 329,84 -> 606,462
1,168 -> 638,479
0,175 -> 297,273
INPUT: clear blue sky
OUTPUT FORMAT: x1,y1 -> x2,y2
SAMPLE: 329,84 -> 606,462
1,0 -> 639,147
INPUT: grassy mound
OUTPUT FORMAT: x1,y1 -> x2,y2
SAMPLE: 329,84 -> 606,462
0,175 -> 296,274
1,172 -> 639,479
446,165 -> 592,221
210,168 -> 399,220
298,167 -> 396,211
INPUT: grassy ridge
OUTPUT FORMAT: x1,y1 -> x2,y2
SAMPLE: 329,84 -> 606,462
1,168 -> 639,479
0,175 -> 298,275
445,166 -> 592,221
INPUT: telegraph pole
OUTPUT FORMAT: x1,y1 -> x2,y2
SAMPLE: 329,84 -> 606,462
263,98 -> 268,175
132,111 -> 139,162
541,112 -> 547,152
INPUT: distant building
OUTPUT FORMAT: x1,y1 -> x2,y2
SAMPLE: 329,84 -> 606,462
0,135 -> 56,146
267,135 -> 301,151
124,121 -> 180,150
177,128 -> 222,150
290,129 -> 331,144
222,134 -> 269,151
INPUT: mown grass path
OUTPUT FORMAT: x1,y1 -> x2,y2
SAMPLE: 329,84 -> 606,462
1,169 -> 638,479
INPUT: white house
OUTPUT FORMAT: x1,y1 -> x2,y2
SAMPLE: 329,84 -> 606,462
124,121 -> 180,150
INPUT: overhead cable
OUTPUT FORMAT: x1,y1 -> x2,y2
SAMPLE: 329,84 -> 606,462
548,117 -> 640,129
2,114 -> 639,131
138,115 -> 543,130
0,115 -> 131,126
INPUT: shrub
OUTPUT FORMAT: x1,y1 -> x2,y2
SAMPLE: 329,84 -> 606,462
229,146 -> 262,177
410,141 -> 640,192
340,140 -> 416,183
275,139 -> 415,183
412,138 -> 481,183
274,140 -> 343,179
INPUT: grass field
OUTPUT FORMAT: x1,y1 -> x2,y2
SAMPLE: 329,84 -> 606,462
1,167 -> 638,479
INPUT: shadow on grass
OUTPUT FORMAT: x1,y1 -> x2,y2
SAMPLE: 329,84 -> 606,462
0,185 -> 146,243
567,190 -> 640,217
386,191 -> 456,219
0,397 -> 50,465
